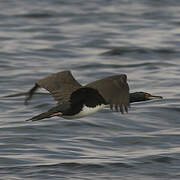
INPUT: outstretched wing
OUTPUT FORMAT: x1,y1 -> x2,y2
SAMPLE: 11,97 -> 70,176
25,71 -> 82,104
86,74 -> 129,113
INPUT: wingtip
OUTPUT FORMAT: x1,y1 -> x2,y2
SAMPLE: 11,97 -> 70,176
24,83 -> 39,105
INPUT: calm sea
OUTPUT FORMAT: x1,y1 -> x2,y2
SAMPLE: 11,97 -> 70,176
0,0 -> 180,179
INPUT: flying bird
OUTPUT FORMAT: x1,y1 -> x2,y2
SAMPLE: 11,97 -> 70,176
25,71 -> 162,121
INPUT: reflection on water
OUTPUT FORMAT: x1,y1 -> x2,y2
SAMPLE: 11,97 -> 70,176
1,0 -> 180,179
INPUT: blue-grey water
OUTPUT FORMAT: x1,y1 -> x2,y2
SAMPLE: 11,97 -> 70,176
1,0 -> 180,179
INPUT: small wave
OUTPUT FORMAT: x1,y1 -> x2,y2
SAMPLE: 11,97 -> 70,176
101,47 -> 177,56
76,62 -> 172,70
15,12 -> 56,19
136,155 -> 177,166
0,161 -> 133,173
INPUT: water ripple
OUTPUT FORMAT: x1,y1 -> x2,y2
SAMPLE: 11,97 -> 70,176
1,0 -> 180,179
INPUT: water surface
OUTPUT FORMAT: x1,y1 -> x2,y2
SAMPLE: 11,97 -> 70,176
1,0 -> 180,179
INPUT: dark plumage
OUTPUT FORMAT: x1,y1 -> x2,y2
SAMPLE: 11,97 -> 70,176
25,71 -> 129,112
25,71 -> 162,121
25,71 -> 130,121
130,92 -> 162,103
63,87 -> 107,116
28,87 -> 107,121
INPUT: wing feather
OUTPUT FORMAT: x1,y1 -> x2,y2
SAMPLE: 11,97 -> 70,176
25,71 -> 129,114
36,71 -> 82,103
86,74 -> 129,112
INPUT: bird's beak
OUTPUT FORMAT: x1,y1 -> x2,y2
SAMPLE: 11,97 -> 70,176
147,94 -> 163,100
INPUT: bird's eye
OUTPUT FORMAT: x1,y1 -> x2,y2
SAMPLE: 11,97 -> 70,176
145,93 -> 150,99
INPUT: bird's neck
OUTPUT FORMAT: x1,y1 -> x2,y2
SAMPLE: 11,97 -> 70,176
130,92 -> 144,103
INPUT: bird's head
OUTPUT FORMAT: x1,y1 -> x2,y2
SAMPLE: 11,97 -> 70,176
130,92 -> 163,103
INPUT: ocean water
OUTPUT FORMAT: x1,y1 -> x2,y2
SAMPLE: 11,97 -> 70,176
0,0 -> 180,179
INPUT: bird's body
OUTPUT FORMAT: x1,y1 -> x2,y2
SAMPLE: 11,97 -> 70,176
62,104 -> 106,119
59,87 -> 108,119
25,71 -> 162,122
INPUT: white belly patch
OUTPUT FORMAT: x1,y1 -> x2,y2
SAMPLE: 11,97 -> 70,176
62,104 -> 106,119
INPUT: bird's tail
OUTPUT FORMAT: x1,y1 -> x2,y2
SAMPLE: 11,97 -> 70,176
26,111 -> 62,121
26,111 -> 56,122
26,102 -> 71,122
